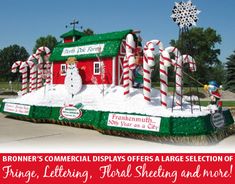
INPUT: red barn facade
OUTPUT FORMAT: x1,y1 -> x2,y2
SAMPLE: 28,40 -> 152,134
49,29 -> 139,86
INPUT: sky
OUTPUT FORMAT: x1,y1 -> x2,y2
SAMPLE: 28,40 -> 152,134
0,0 -> 235,62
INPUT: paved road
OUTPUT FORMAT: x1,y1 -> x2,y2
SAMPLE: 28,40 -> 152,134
0,113 -> 235,153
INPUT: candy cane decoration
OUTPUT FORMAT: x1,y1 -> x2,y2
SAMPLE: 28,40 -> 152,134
123,57 -> 129,95
26,54 -> 38,91
20,60 -> 37,92
182,54 -> 196,72
11,61 -> 23,73
160,50 -> 172,107
11,61 -> 26,95
35,47 -> 51,85
164,47 -> 183,106
123,34 -> 136,95
45,57 -> 51,85
35,46 -> 51,58
37,56 -> 44,89
19,62 -> 28,95
143,40 -> 164,102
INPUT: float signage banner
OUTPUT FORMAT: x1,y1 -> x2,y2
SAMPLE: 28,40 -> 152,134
62,44 -> 105,56
3,103 -> 30,115
108,113 -> 161,132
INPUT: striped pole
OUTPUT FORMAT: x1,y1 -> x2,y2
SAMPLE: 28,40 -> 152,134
143,40 -> 164,102
123,56 -> 129,95
19,62 -> 28,95
45,60 -> 51,85
37,56 -> 43,89
160,50 -> 172,108
123,34 -> 136,95
164,47 -> 183,106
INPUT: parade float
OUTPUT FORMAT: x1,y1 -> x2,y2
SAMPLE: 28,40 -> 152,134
0,1 -> 234,145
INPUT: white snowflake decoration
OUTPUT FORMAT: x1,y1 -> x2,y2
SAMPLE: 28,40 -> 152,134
171,0 -> 200,28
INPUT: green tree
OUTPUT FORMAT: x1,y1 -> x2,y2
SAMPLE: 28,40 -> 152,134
0,45 -> 29,81
224,51 -> 235,92
170,27 -> 223,84
83,28 -> 94,35
33,35 -> 57,53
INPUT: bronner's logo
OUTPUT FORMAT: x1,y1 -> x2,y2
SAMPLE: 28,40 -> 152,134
210,112 -> 225,128
59,104 -> 83,120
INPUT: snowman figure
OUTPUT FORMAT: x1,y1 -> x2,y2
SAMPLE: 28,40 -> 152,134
64,57 -> 82,98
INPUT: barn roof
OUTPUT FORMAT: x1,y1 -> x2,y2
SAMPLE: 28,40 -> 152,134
49,29 -> 133,62
60,29 -> 86,38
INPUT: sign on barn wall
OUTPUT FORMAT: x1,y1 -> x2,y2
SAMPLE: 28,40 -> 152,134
62,44 -> 105,56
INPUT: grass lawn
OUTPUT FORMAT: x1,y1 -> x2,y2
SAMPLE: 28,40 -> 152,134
199,101 -> 235,107
0,81 -> 21,91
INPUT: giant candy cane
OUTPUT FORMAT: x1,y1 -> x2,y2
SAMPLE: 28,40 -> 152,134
35,47 -> 51,84
123,34 -> 136,95
164,47 -> 183,106
20,60 -> 37,92
19,62 -> 28,95
182,54 -> 196,72
143,40 -> 165,102
11,61 -> 26,95
45,55 -> 51,85
26,53 -> 39,89
37,56 -> 44,89
35,47 -> 51,85
159,50 -> 172,108
11,61 -> 23,73
35,46 -> 51,58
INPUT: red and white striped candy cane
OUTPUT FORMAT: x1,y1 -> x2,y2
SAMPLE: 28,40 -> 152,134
19,62 -> 28,95
123,34 -> 136,95
35,46 -> 51,58
123,56 -> 129,95
35,47 -> 51,85
37,56 -> 44,89
20,60 -> 37,92
160,50 -> 172,108
11,61 -> 26,95
45,57 -> 51,85
182,54 -> 197,72
143,40 -> 164,102
11,61 -> 23,73
165,47 -> 183,106
26,54 -> 38,91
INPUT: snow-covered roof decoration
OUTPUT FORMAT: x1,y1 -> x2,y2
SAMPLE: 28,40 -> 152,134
171,0 -> 200,28
50,29 -> 133,62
